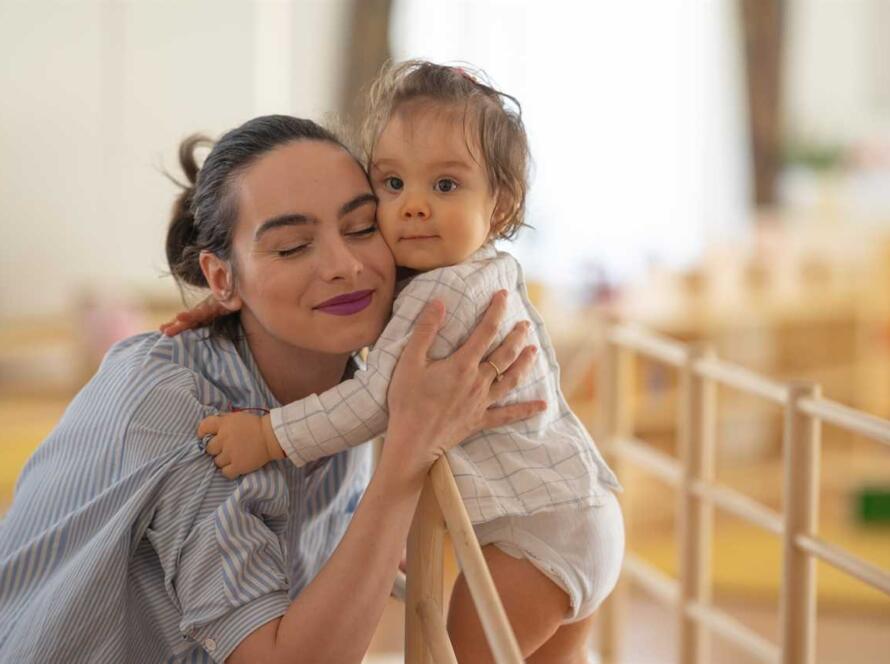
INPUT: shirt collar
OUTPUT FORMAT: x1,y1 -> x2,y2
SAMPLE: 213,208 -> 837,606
466,243 -> 499,262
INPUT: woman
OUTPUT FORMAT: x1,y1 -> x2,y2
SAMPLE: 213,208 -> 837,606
0,115 -> 542,663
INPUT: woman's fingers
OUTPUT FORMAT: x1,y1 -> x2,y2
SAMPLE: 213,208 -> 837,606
480,320 -> 530,382
488,345 -> 538,401
402,300 -> 445,365
482,400 -> 547,430
454,291 -> 508,365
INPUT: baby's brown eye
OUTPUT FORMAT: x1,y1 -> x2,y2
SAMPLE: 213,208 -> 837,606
435,178 -> 458,193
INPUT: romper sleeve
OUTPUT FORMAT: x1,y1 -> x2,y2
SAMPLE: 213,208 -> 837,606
129,381 -> 292,663
271,268 -> 484,466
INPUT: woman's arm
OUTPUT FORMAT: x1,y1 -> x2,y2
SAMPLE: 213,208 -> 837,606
224,448 -> 422,664
227,293 -> 543,664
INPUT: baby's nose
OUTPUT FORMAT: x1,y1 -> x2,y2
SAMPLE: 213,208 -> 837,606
401,195 -> 430,219
404,207 -> 427,219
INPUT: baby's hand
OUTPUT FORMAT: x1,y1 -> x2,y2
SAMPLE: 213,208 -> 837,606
197,413 -> 284,480
160,296 -> 228,336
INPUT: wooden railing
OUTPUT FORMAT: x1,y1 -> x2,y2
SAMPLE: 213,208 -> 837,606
597,323 -> 890,664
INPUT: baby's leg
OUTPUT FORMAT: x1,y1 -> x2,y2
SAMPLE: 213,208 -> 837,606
446,544 -> 569,663
526,613 -> 596,664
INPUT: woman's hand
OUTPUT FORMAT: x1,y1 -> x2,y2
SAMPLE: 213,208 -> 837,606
159,295 -> 227,336
385,290 -> 545,481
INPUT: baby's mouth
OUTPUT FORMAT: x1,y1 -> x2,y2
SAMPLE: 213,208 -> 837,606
400,235 -> 439,241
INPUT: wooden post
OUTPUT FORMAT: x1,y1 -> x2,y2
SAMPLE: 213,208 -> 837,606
678,345 -> 716,664
406,478 -> 447,664
417,599 -> 459,664
780,382 -> 821,664
429,457 -> 523,664
597,336 -> 634,664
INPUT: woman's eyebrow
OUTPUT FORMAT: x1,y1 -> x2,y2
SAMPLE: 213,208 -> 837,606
254,213 -> 312,240
338,192 -> 377,218
254,193 -> 376,240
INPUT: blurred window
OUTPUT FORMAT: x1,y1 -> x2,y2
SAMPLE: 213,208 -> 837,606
391,0 -> 750,298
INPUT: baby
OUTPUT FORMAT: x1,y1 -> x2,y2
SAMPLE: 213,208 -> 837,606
174,61 -> 624,662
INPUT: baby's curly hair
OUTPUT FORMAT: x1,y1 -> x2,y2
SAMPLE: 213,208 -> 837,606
361,60 -> 530,240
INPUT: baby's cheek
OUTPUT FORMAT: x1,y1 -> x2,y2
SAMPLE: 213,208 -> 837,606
378,224 -> 400,251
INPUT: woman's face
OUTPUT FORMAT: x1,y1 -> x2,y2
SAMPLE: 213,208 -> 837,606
229,140 -> 395,355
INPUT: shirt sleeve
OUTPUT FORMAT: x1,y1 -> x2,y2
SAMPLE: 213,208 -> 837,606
271,268 -> 484,466
129,382 -> 292,663
149,459 -> 293,662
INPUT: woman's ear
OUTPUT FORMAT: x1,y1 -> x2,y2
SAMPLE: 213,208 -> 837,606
199,250 -> 242,312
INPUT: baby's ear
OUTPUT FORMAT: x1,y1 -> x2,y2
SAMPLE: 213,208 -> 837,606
490,189 -> 516,237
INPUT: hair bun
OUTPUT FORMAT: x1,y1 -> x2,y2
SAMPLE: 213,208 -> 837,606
165,134 -> 213,287
178,134 -> 212,186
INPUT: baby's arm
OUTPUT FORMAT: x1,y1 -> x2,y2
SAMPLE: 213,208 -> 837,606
273,270 -> 485,467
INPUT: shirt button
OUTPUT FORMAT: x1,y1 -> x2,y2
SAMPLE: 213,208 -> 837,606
204,638 -> 217,652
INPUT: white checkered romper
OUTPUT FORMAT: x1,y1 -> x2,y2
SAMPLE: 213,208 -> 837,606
271,244 -> 621,524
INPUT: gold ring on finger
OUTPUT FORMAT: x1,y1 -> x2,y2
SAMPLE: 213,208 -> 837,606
485,359 -> 504,382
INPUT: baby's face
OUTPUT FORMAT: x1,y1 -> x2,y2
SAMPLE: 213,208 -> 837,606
370,107 -> 497,271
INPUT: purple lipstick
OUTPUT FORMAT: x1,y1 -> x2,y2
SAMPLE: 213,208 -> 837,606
314,289 -> 374,316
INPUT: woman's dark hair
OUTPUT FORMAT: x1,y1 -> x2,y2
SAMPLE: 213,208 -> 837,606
166,115 -> 348,340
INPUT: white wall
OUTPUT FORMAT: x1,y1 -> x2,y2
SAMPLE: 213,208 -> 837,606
0,0 -> 351,320
784,0 -> 890,143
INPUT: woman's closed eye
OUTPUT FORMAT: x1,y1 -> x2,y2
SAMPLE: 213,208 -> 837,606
275,224 -> 376,258
263,229 -> 312,258
346,223 -> 378,238
276,243 -> 310,258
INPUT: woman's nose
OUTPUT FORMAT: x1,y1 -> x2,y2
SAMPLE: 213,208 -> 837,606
400,192 -> 430,220
317,235 -> 363,281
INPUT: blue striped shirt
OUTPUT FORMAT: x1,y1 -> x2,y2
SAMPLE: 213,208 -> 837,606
0,329 -> 370,663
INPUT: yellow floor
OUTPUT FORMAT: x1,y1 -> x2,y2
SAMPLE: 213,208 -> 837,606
633,519 -> 890,611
